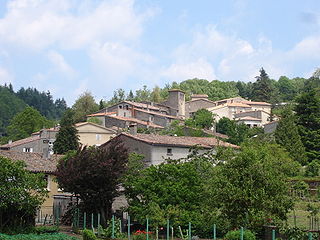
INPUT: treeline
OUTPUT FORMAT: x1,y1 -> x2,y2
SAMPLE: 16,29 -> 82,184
104,68 -> 308,106
0,84 -> 67,136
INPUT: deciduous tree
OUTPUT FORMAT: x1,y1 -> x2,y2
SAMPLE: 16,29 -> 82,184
56,138 -> 128,226
0,156 -> 47,231
72,91 -> 99,122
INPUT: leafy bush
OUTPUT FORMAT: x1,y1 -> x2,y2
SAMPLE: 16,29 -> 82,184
279,226 -> 308,240
225,229 -> 256,240
0,233 -> 78,240
34,226 -> 60,234
82,229 -> 97,240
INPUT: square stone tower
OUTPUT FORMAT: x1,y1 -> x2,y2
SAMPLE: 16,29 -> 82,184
167,89 -> 185,117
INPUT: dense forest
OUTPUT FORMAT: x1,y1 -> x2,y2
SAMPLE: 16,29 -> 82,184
0,84 -> 67,137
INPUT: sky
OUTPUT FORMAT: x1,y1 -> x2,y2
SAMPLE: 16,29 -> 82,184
0,0 -> 319,105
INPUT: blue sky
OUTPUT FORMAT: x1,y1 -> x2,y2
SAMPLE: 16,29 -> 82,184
0,0 -> 319,105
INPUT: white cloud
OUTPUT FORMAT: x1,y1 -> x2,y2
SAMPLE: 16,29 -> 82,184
164,26 -> 320,82
47,50 -> 76,78
88,41 -> 155,85
0,0 -> 154,50
162,58 -> 216,81
0,67 -> 14,84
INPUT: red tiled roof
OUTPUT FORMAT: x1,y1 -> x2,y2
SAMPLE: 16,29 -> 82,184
134,108 -> 179,119
236,116 -> 262,121
87,112 -> 116,117
118,133 -> 239,149
0,136 -> 40,148
226,102 -> 252,107
106,115 -> 164,129
0,150 -> 62,173
242,100 -> 272,106
123,101 -> 160,111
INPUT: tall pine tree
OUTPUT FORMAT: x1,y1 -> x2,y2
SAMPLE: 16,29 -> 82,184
252,68 -> 278,103
53,109 -> 79,154
275,106 -> 307,165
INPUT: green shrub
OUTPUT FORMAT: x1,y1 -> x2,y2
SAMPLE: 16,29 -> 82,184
225,229 -> 256,240
82,229 -> 97,240
0,233 -> 78,240
132,234 -> 146,240
34,226 -> 60,234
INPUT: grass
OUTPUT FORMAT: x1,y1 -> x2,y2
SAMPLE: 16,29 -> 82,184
287,200 -> 320,230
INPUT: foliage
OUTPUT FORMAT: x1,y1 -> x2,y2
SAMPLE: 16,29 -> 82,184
6,106 -> 53,141
275,105 -> 307,165
210,141 -> 300,232
216,117 -> 263,145
72,91 -> 99,123
251,68 -> 278,103
16,87 -> 67,120
53,109 -> 79,154
82,229 -> 97,240
0,156 -> 47,232
34,226 -> 60,234
0,233 -> 78,240
305,160 -> 320,177
185,109 -> 214,129
279,226 -> 308,240
87,117 -> 102,125
224,229 -> 256,240
0,85 -> 26,135
56,139 -> 128,226
123,150 -> 219,237
100,217 -> 126,239
295,88 -> 320,163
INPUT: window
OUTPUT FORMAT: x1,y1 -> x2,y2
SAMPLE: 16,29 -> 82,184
23,147 -> 33,152
96,134 -> 101,141
125,105 -> 129,110
119,105 -> 122,109
167,148 -> 173,156
124,112 -> 126,117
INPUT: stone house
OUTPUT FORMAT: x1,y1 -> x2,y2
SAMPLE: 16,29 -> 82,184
234,110 -> 271,127
185,94 -> 217,118
101,132 -> 239,166
0,122 -> 116,153
88,89 -> 186,130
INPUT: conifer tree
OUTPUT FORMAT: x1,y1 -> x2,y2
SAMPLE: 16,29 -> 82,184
275,106 -> 307,165
252,68 -> 278,103
295,88 -> 320,162
53,109 -> 79,154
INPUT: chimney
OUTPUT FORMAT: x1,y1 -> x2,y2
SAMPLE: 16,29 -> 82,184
129,123 -> 137,135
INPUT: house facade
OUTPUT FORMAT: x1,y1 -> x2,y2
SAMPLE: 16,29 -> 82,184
0,122 -> 116,153
101,132 -> 238,166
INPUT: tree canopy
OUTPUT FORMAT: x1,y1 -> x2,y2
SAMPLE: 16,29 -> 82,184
6,106 -> 53,141
185,109 -> 214,129
72,91 -> 99,123
56,138 -> 128,226
275,105 -> 307,165
0,156 -> 47,231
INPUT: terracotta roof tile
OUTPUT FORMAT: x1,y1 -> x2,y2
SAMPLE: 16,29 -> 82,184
106,115 -> 164,129
124,101 -> 160,111
134,108 -> 179,119
236,116 -> 262,121
0,150 -> 62,173
242,100 -> 272,106
118,133 -> 239,149
87,112 -> 116,117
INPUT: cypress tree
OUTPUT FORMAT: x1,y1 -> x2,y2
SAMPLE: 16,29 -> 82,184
275,106 -> 307,165
295,88 -> 320,163
53,109 -> 79,154
252,68 -> 278,103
